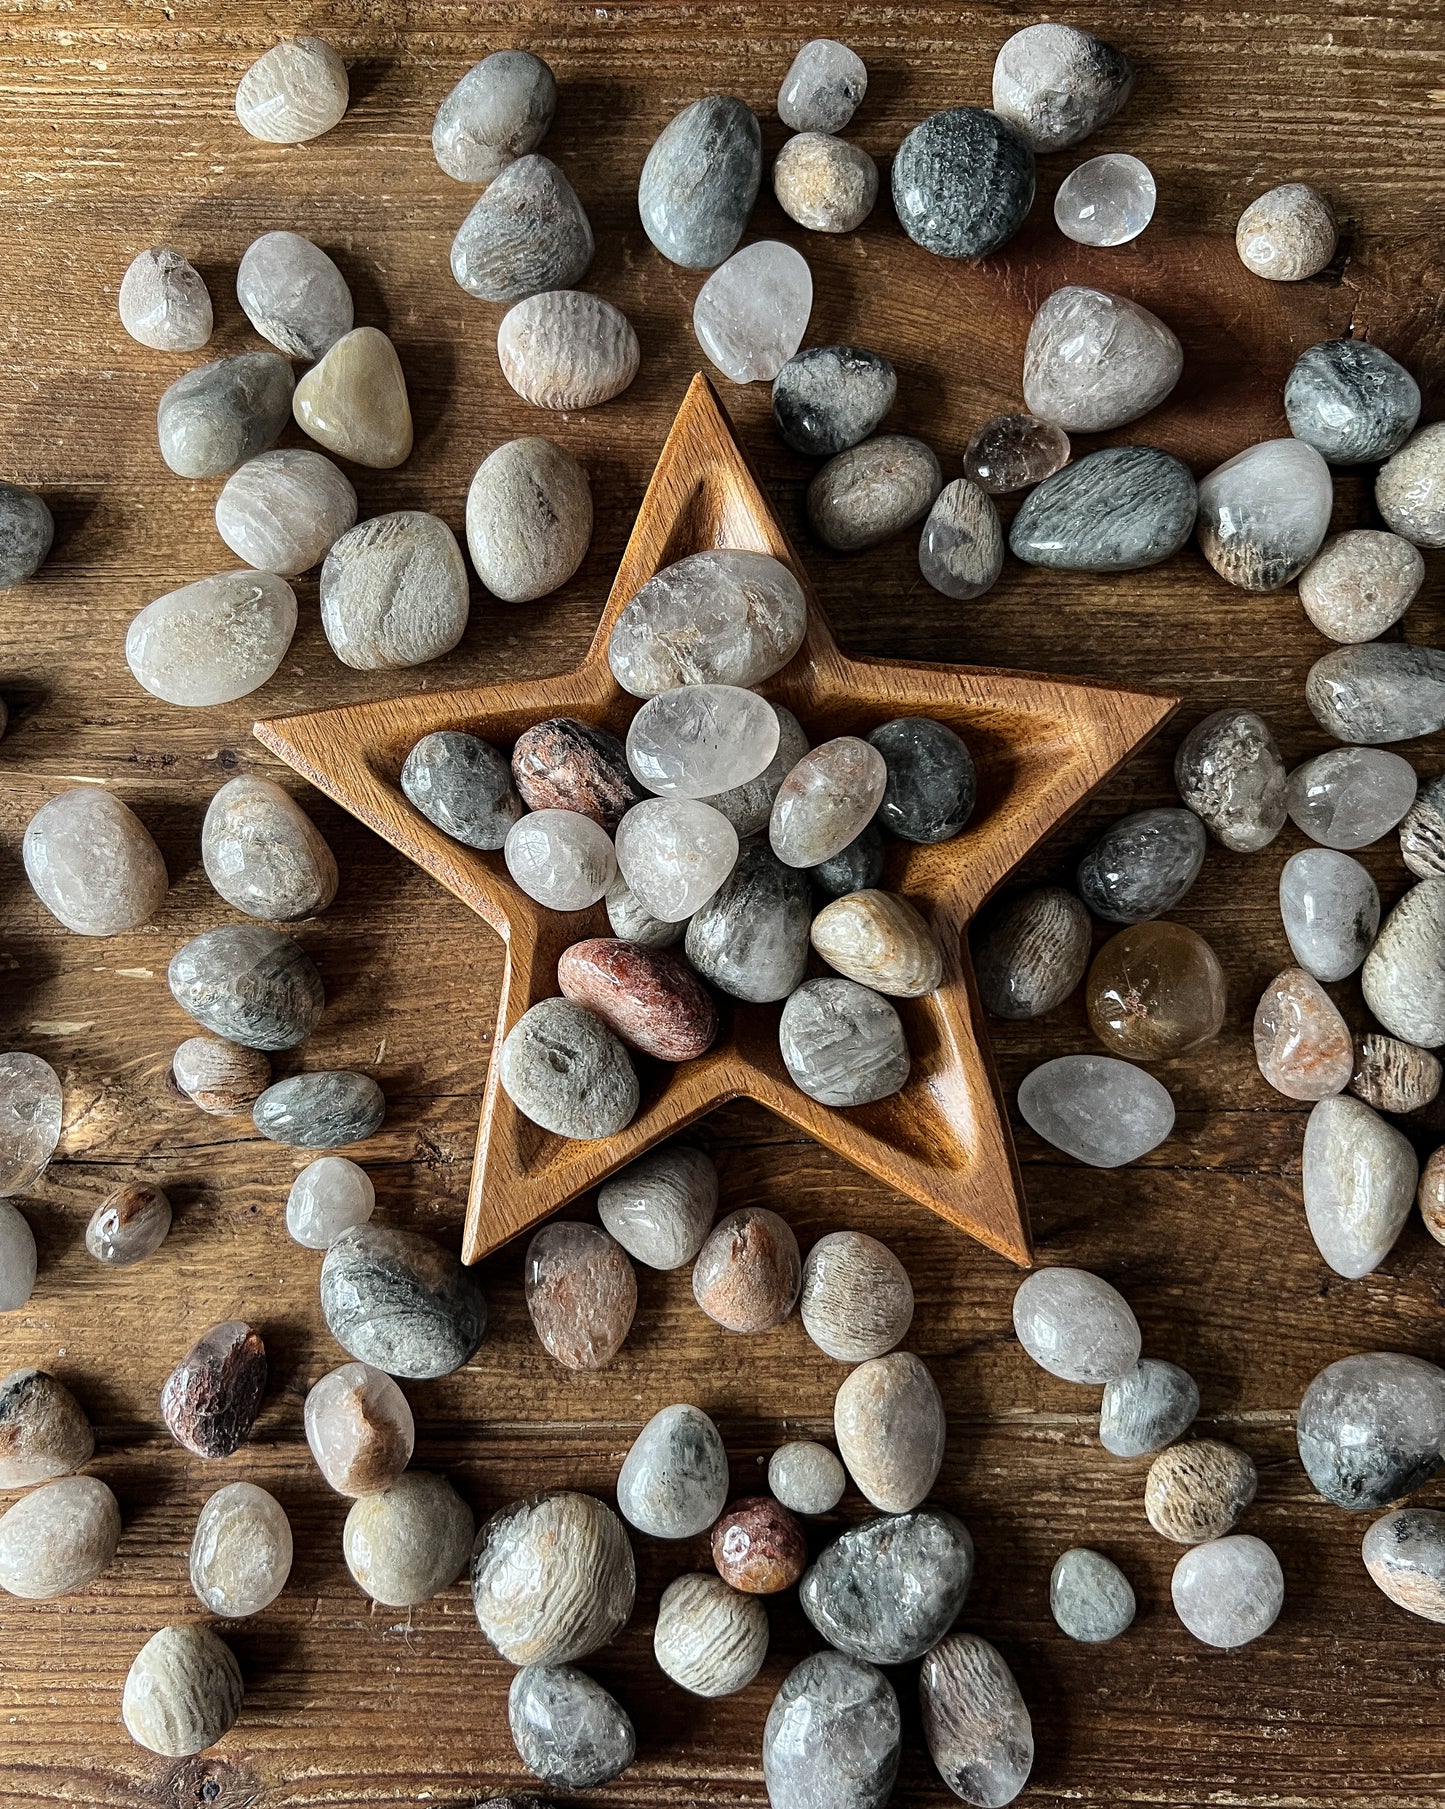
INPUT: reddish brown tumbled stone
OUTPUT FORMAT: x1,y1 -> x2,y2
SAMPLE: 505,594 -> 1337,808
558,937 -> 719,1062
692,1207 -> 801,1334
711,1495 -> 807,1593
525,1221 -> 638,1370
160,1321 -> 267,1459
510,717 -> 641,829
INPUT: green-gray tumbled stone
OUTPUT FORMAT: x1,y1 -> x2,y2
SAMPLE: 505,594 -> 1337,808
1050,1547 -> 1135,1642
1010,446 -> 1197,572
320,1223 -> 488,1379
638,95 -> 761,269
685,838 -> 810,1003
0,483 -> 54,589
499,998 -> 638,1139
892,107 -> 1035,259
156,351 -> 294,479
168,924 -> 323,1051
401,731 -> 522,850
252,1072 -> 385,1148
800,1507 -> 973,1663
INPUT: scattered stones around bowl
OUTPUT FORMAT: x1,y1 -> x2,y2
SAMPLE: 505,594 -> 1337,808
773,132 -> 878,234
0,1200 -> 37,1310
693,1207 -> 801,1334
1236,181 -> 1336,280
1077,806 -> 1206,923
919,1632 -> 1034,1806
834,1350 -> 945,1513
305,1360 -> 414,1497
1306,642 -> 1445,744
1297,1350 -> 1445,1509
119,247 -> 213,351
1050,1547 -> 1136,1642
157,351 -> 294,479
1299,529 -> 1425,644
616,1402 -> 728,1539
1284,339 -> 1420,465
293,326 -> 413,468
778,39 -> 867,132
253,1071 -> 384,1149
772,344 -> 896,456
1145,1440 -> 1258,1543
808,434 -> 943,551
973,886 -> 1092,1019
344,1470 -> 474,1607
0,1473 -> 120,1600
1362,879 -> 1445,1046
1375,423 -> 1445,548
0,1368 -> 93,1487
321,510 -> 469,671
769,1440 -> 846,1516
1286,746 -> 1416,851
638,94 -> 762,269
321,1223 -> 487,1379
1253,965 -> 1353,1101
402,730 -> 523,849
1023,286 -> 1182,432
499,996 -> 638,1137
235,34 -> 348,142
286,1155 -> 375,1249
1400,773 -> 1445,878
216,448 -> 358,576
608,548 -> 806,695
173,1036 -> 271,1117
23,787 -> 168,935
653,1571 -> 770,1696
121,1622 -> 243,1757
499,289 -> 641,410
598,1145 -> 718,1271
471,1490 -> 636,1664
712,1494 -> 807,1593
190,1481 -> 293,1617
919,476 -> 1005,599
1198,438 -> 1333,590
467,436 -> 592,602
779,977 -> 911,1107
694,240 -> 813,383
525,1221 -> 637,1371
1302,1094 -> 1418,1278
686,840 -> 810,1003
450,155 -> 594,303
237,230 -> 353,359
202,773 -> 338,921
1055,151 -> 1156,245
1171,1534 -> 1285,1648
0,481 -> 55,588
764,1651 -> 901,1809
801,1506 -> 973,1662
85,1181 -> 171,1266
892,106 -> 1035,259
1010,445 -> 1196,572
1174,708 -> 1288,851
160,1321 -> 267,1460
1362,1507 -> 1445,1623
126,570 -> 298,706
1086,921 -> 1226,1061
1350,1034 -> 1442,1115
0,1052 -> 62,1196
992,21 -> 1133,150
508,1662 -> 635,1788
1018,1054 -> 1175,1167
432,50 -> 557,183
1013,1267 -> 1141,1383
1099,1358 -> 1199,1458
800,1230 -> 914,1361
1278,849 -> 1379,982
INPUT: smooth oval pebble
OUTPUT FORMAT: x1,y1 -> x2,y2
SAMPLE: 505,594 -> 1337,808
202,774 -> 337,921
693,1208 -> 801,1334
694,240 -> 813,384
973,886 -> 1092,1020
1023,286 -> 1181,433
0,481 -> 54,588
1018,1055 -> 1174,1168
807,435 -> 942,552
779,976 -> 910,1107
235,35 -> 347,142
638,94 -> 762,269
344,1471 -> 473,1607
472,1490 -> 636,1664
1302,1094 -> 1418,1278
1278,848 -> 1379,982
85,1181 -> 171,1266
287,1156 -> 374,1249
1362,879 -> 1445,1046
919,1632 -> 1034,1808
810,889 -> 942,999
772,344 -> 896,457
919,477 -> 1005,600
1286,746 -> 1416,850
764,1652 -> 900,1809
614,797 -> 737,922
1351,1033 -> 1442,1115
508,1662 -> 634,1788
23,788 -> 168,935
1253,966 -> 1353,1101
1013,1267 -> 1140,1383
1077,806 -> 1206,923
1285,339 -> 1420,465
293,326 -> 413,468
608,548 -> 806,696
771,737 -> 887,867
498,289 -> 639,411
685,838 -> 811,1003
499,997 -> 638,1138
1171,1535 -> 1284,1649
1100,1358 -> 1199,1458
432,50 -> 556,183
402,731 -> 522,850
773,133 -> 878,234
216,448 -> 358,576
467,437 -> 591,602
801,1507 -> 973,1663
1306,642 -> 1445,744
451,155 -> 592,305
157,351 -> 294,478
320,1223 -> 488,1379
769,1440 -> 846,1516
0,1052 -> 62,1196
160,1321 -> 266,1459
1403,773 -> 1445,879
1363,1507 -> 1445,1622
992,21 -> 1133,150
1236,182 -> 1336,280
1145,1440 -> 1257,1544
169,924 -> 323,1051
1055,151 -> 1156,246
0,1368 -> 93,1488
253,1072 -> 384,1149
712,1495 -> 807,1593
964,413 -> 1071,495
800,1230 -> 914,1362
1174,708 -> 1288,852
173,1037 -> 270,1117
1010,446 -> 1196,572
236,230 -> 353,360
121,1623 -> 242,1757
616,1402 -> 728,1539
597,1144 -> 718,1270
1086,921 -> 1226,1060
626,684 -> 780,799
1298,529 -> 1425,643
1298,1350 -> 1445,1509
892,106 -> 1035,258
525,1221 -> 636,1371
126,572 -> 297,706
1198,439 -> 1333,591
511,718 -> 638,828
0,1475 -> 120,1599
654,1571 -> 769,1697
321,511 -> 468,671
1376,423 -> 1445,548
190,1481 -> 292,1617
558,937 -> 717,1062
779,39 -> 867,133
869,716 -> 976,843
504,809 -> 618,911
0,1201 -> 36,1310
834,1350 -> 944,1514
119,247 -> 213,351
304,1361 -> 413,1497
1050,1547 -> 1136,1643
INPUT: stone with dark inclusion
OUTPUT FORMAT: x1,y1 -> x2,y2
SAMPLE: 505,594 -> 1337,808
778,39 -> 868,133
156,351 -> 294,479
85,1182 -> 171,1266
0,481 -> 54,588
626,684 -> 780,799
963,414 -> 1070,495
401,730 -> 523,849
686,838 -> 811,1003
1401,772 -> 1445,879
450,155 -> 594,304
992,22 -> 1133,151
868,717 -> 976,842
1086,921 -> 1226,1060
1285,746 -> 1416,850
1009,446 -> 1197,572
609,549 -> 807,696
1197,439 -> 1333,591
1283,339 -> 1420,465
919,1633 -> 1034,1807
1350,1034 -> 1441,1116
972,886 -> 1091,1021
509,1663 -> 634,1789
0,1367 -> 93,1487
252,1072 -> 385,1148
808,821 -> 885,900
1174,708 -> 1288,852
160,1321 -> 266,1459
616,1402 -> 728,1538
763,1652 -> 900,1809
168,924 -> 324,1051
807,436 -> 942,552
779,978 -> 909,1107
919,479 -> 1005,600
431,50 -> 557,184
1050,1547 -> 1136,1642
638,95 -> 762,269
1297,1351 -> 1445,1509
320,1223 -> 488,1379
1279,849 -> 1379,981
800,1507 -> 973,1663
1363,1507 -> 1445,1623
511,717 -> 638,829
1077,807 -> 1206,923
236,230 -> 353,361
1099,1358 -> 1199,1458
772,345 -> 896,457
1306,643 -> 1445,744
891,107 -> 1035,259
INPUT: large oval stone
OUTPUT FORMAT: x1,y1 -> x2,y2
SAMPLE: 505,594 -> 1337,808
1306,643 -> 1445,743
252,1072 -> 385,1148
450,155 -> 593,303
1024,287 -> 1182,432
779,977 -> 910,1107
919,1633 -> 1034,1806
168,924 -> 323,1050
801,1507 -> 973,1663
800,1229 -> 914,1362
472,1491 -> 635,1663
497,290 -> 639,411
23,788 -> 167,936
764,1652 -> 900,1809
126,572 -> 297,707
1010,445 -> 1197,571
0,1474 -> 120,1600
1013,1266 -> 1140,1383
320,1224 -> 487,1378
1278,848 -> 1378,981
558,937 -> 717,1061
1362,879 -> 1445,1046
432,50 -> 556,183
121,1621 -> 241,1757
892,106 -> 1034,258
202,774 -> 337,921
1017,1054 -> 1174,1167
616,1402 -> 728,1538
157,351 -> 293,478
638,94 -> 761,268
1302,1094 -> 1418,1278
1298,1351 -> 1445,1509
992,22 -> 1132,149
466,437 -> 591,603
626,685 -> 780,799
608,549 -> 806,696
834,1350 -> 944,1513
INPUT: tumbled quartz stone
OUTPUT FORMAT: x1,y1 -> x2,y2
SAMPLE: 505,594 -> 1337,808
1198,438 -> 1333,591
627,684 -> 779,799
23,788 -> 167,936
605,875 -> 683,947
173,1037 -> 270,1117
0,481 -> 54,588
764,1652 -> 900,1809
1376,423 -> 1445,548
320,1223 -> 488,1379
467,436 -> 592,603
344,1471 -> 473,1607
512,718 -> 638,828
160,1321 -> 266,1460
0,1202 -> 36,1311
1299,1351 -> 1445,1509
1146,1440 -> 1257,1544
1051,1548 -> 1136,1642
964,414 -> 1070,496
1077,806 -> 1206,923
216,448 -> 357,577
771,737 -> 887,867
432,50 -> 556,183
973,886 -> 1091,1020
497,290 -> 640,411
609,548 -> 806,696
190,1481 -> 292,1617
772,344 -> 896,457
802,1507 -> 971,1663
236,34 -> 347,141
305,1360 -> 413,1496
0,1474 -> 118,1600
1253,966 -> 1353,1101
1307,643 -> 1445,743
0,1369 -> 92,1487
1174,708 -> 1288,852
992,21 -> 1133,151
499,997 -> 638,1138
919,1632 -> 1034,1808
1351,1034 -> 1441,1115
1299,529 -> 1424,644
779,39 -> 867,132
85,1182 -> 171,1266
1363,879 -> 1445,1046
503,808 -> 617,910
685,838 -> 811,1002
1279,848 -> 1379,981
713,1495 -> 807,1593
559,938 -> 717,1062
472,1490 -> 636,1664
616,1401 -> 728,1538
1024,287 -> 1182,433
1286,746 -> 1416,850
919,478 -> 1005,600
322,511 -> 469,671
1010,445 -> 1197,572
1303,1094 -> 1417,1278
638,94 -> 761,269
157,351 -> 293,479
1054,152 -> 1155,245
451,155 -> 593,304
808,435 -> 942,552
1099,1358 -> 1199,1458
1363,1507 -> 1445,1622
169,923 -> 323,1050
770,1440 -> 846,1516
1013,1267 -> 1140,1384
869,716 -> 975,844
708,704 -> 809,836
119,247 -> 212,351
780,977 -> 910,1107
1086,921 -> 1226,1060
693,1207 -> 801,1334
203,774 -> 338,921
1018,1054 -> 1174,1168
598,1145 -> 717,1270
614,798 -> 737,922
509,1663 -> 634,1789
773,133 -> 878,235
695,240 -> 812,384
1172,1535 -> 1284,1650
811,890 -> 943,999
655,1571 -> 769,1697
1285,339 -> 1420,465
121,1623 -> 242,1757
402,731 -> 522,850
126,571 -> 297,707
1236,182 -> 1336,280
237,230 -> 353,360
800,1230 -> 914,1362
293,327 -> 413,468
1402,773 -> 1445,879
526,1221 -> 637,1371
892,106 -> 1034,258
286,1155 -> 374,1248
810,821 -> 886,901
834,1351 -> 944,1514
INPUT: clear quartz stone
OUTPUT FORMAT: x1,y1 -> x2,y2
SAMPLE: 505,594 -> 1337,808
126,572 -> 297,706
1279,848 -> 1379,981
202,774 -> 338,921
0,1053 -> 63,1196
1012,1267 -> 1141,1383
1285,747 -> 1417,849
626,686 -> 780,798
608,549 -> 807,697
1017,1054 -> 1175,1167
963,413 -> 1070,494
118,248 -> 213,351
304,1361 -> 414,1496
769,737 -> 887,867
1054,153 -> 1156,245
778,39 -> 867,133
1023,287 -> 1182,432
286,1156 -> 374,1249
1253,966 -> 1353,1100
1197,439 -> 1333,591
23,789 -> 168,935
504,809 -> 617,911
614,799 -> 738,922
1172,1535 -> 1284,1648
190,1482 -> 292,1617
693,242 -> 813,385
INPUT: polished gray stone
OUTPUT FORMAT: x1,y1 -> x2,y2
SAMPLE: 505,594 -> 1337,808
320,1224 -> 487,1379
156,351 -> 294,479
772,345 -> 896,456
1077,807 -> 1207,922
1297,1351 -> 1445,1509
800,1508 -> 973,1663
869,717 -> 975,842
508,1663 -> 634,1789
252,1072 -> 385,1148
168,924 -> 323,1051
0,482 -> 54,589
638,95 -> 761,268
450,155 -> 593,303
1009,446 -> 1196,571
1050,1547 -> 1135,1642
685,838 -> 810,1003
808,822 -> 885,900
1283,339 -> 1420,465
1306,643 -> 1445,744
892,107 -> 1035,258
1100,1359 -> 1200,1457
763,1652 -> 900,1809
1174,708 -> 1288,852
401,731 -> 522,850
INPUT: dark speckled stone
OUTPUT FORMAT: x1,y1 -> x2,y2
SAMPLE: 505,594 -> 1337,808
1284,340 -> 1421,465
0,482 -> 54,589
1297,1351 -> 1445,1510
1010,446 -> 1197,572
809,822 -> 885,899
800,1508 -> 973,1663
891,107 -> 1035,259
401,731 -> 523,850
638,96 -> 761,269
868,718 -> 975,843
321,1223 -> 488,1379
511,717 -> 641,829
160,1321 -> 266,1459
252,1071 -> 385,1148
686,839 -> 810,1002
772,345 -> 896,457
1077,808 -> 1206,923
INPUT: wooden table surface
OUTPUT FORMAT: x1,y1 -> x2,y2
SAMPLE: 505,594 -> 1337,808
2,3 -> 1443,1805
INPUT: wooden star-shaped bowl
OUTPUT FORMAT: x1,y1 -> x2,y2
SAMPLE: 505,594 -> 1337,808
256,374 -> 1176,1268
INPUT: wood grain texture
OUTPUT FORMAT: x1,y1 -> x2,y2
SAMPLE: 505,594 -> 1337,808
1,3 -> 1444,1806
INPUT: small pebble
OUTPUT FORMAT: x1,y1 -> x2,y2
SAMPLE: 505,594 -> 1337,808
23,787 -> 167,935
1012,1267 -> 1140,1383
1171,1535 -> 1284,1648
558,937 -> 717,1061
304,1360 -> 414,1496
508,1663 -> 634,1789
1362,1507 -> 1445,1623
807,435 -> 942,552
471,1491 -> 636,1664
870,715 -> 976,842
216,448 -> 357,576
693,1207 -> 801,1334
293,326 -> 413,468
605,875 -> 683,946
598,1145 -> 717,1271
1054,152 -> 1155,245
1145,1440 -> 1257,1544
344,1471 -> 473,1607
708,704 -> 810,836
1236,182 -> 1336,280
402,730 -> 522,849
769,1440 -> 846,1516
1298,1350 -> 1445,1509
1304,1094 -> 1418,1277
126,571 -> 297,706
778,39 -> 867,132
1174,708 -> 1288,852
1009,445 -> 1197,572
0,1368 -> 93,1488
432,50 -> 556,183
712,1495 -> 807,1593
1403,773 -> 1445,877
1375,423 -> 1445,548
774,133 -> 877,234
892,106 -> 1035,258
467,437 -> 592,602
810,890 -> 942,999
500,998 -> 639,1139
157,351 -> 293,478
638,95 -> 761,269
118,247 -> 212,351
1306,642 -> 1445,743
616,1402 -> 729,1539
608,548 -> 806,696
1077,806 -> 1206,923
202,774 -> 338,921
0,1474 -> 119,1600
1018,1054 -> 1175,1167
654,1571 -> 769,1696
0,1201 -> 36,1310
919,1632 -> 1034,1808
1253,966 -> 1353,1101
615,797 -> 737,921
85,1181 -> 171,1266
694,241 -> 813,384
121,1623 -> 242,1757
525,1221 -> 637,1371
800,1230 -> 914,1362
1198,438 -> 1334,590
512,717 -> 637,828
834,1350 -> 944,1514
992,21 -> 1133,150
772,344 -> 895,456
1024,286 -> 1182,432
1099,1358 -> 1199,1458
964,413 -> 1071,495
321,510 -> 469,671
973,886 -> 1092,1019
1284,339 -> 1420,465
809,821 -> 886,900
235,35 -> 348,142
1050,1548 -> 1136,1642
1363,879 -> 1445,1046
497,289 -> 639,410
801,1507 -> 973,1663
1286,746 -> 1417,851
1278,848 -> 1379,981
1086,921 -> 1226,1060
320,1222 -> 488,1379
780,977 -> 910,1107
772,736 -> 888,866
1350,1034 -> 1442,1115
0,481 -> 54,588
190,1481 -> 292,1617
627,684 -> 780,799
764,1652 -> 900,1809
450,155 -> 593,303
919,478 -> 1005,599
0,1052 -> 62,1196
686,838 -> 811,1002
173,1037 -> 271,1117
160,1321 -> 266,1460
286,1155 -> 374,1249
236,230 -> 353,360
504,809 -> 617,911
1300,529 -> 1425,645
253,1071 -> 384,1148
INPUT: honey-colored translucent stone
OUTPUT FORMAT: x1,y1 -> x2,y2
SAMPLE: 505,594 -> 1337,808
292,327 -> 413,469
1085,921 -> 1227,1060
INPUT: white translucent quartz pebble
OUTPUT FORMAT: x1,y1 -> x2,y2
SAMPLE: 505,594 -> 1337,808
304,1361 -> 414,1497
0,1053 -> 63,1195
235,36 -> 349,143
23,788 -> 168,935
1197,439 -> 1333,591
286,1156 -> 375,1249
1018,1054 -> 1174,1167
0,1201 -> 37,1310
1278,849 -> 1379,982
1302,1094 -> 1417,1279
626,686 -> 780,799
769,737 -> 887,868
608,549 -> 807,697
190,1482 -> 293,1617
1171,1534 -> 1284,1648
707,704 -> 810,836
1012,1267 -> 1141,1383
216,449 -> 357,577
615,799 -> 738,922
1285,747 -> 1417,850
504,809 -> 617,911
1054,153 -> 1156,245
118,248 -> 213,351
693,241 -> 813,385
126,571 -> 297,706
778,39 -> 867,133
